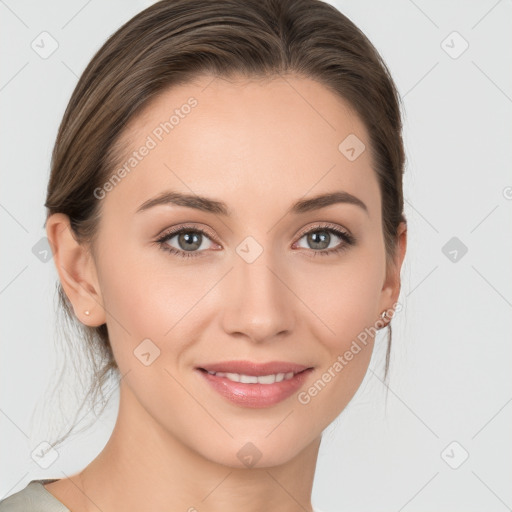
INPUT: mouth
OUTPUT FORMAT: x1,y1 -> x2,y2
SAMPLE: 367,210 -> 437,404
195,360 -> 314,408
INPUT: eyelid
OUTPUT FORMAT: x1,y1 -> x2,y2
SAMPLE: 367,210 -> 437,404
156,222 -> 219,243
156,221 -> 352,244
294,221 -> 353,242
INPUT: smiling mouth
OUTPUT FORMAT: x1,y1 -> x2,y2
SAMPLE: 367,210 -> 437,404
195,362 -> 314,408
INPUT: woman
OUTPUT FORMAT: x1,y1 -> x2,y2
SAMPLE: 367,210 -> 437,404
0,0 -> 407,510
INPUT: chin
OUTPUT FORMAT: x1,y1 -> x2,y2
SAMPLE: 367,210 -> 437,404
188,428 -> 318,469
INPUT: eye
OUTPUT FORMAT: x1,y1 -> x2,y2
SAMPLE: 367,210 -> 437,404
155,222 -> 356,259
293,223 -> 356,256
155,225 -> 218,259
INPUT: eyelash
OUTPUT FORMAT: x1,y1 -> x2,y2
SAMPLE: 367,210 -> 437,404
155,223 -> 356,259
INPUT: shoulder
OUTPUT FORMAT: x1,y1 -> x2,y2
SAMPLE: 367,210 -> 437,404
0,480 -> 70,512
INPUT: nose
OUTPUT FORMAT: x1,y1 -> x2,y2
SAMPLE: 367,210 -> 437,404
220,250 -> 296,344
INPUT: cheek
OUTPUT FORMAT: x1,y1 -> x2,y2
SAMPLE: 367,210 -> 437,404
95,240 -> 219,364
294,248 -> 385,348
294,260 -> 382,426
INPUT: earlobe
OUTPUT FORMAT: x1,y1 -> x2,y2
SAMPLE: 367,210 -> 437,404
45,213 -> 105,326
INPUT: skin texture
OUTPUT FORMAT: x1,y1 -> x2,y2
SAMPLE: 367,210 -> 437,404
45,74 -> 407,512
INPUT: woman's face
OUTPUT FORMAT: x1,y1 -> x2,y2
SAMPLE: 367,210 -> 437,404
82,74 -> 404,467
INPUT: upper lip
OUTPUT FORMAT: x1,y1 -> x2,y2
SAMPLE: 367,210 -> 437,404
197,360 -> 311,376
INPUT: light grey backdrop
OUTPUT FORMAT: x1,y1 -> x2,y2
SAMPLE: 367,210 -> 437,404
1,1 -> 511,511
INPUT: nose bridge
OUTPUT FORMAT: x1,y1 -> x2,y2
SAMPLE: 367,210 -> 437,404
220,241 -> 295,342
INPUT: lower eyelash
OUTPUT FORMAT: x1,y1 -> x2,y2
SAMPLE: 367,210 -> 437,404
310,244 -> 349,257
159,245 -> 198,258
156,226 -> 355,259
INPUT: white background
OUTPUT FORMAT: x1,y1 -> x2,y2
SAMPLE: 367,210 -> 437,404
1,1 -> 511,511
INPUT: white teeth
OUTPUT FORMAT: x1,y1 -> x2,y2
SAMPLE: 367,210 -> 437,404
257,374 -> 276,384
206,370 -> 297,384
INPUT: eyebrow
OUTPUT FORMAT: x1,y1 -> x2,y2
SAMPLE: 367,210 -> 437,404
136,190 -> 368,216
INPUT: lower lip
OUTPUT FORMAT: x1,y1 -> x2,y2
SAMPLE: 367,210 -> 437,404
197,368 -> 313,408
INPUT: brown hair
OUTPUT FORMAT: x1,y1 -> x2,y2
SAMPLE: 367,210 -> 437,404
43,0 -> 406,447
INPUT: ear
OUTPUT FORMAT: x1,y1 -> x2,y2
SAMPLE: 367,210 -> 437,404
45,213 -> 106,327
378,221 -> 407,318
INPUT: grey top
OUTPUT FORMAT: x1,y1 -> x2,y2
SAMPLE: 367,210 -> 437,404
0,479 -> 328,512
0,480 -> 70,512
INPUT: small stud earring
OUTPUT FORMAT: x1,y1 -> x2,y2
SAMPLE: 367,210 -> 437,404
379,310 -> 389,329
84,310 -> 90,316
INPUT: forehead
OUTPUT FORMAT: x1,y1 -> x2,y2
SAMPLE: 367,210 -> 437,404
101,74 -> 380,221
